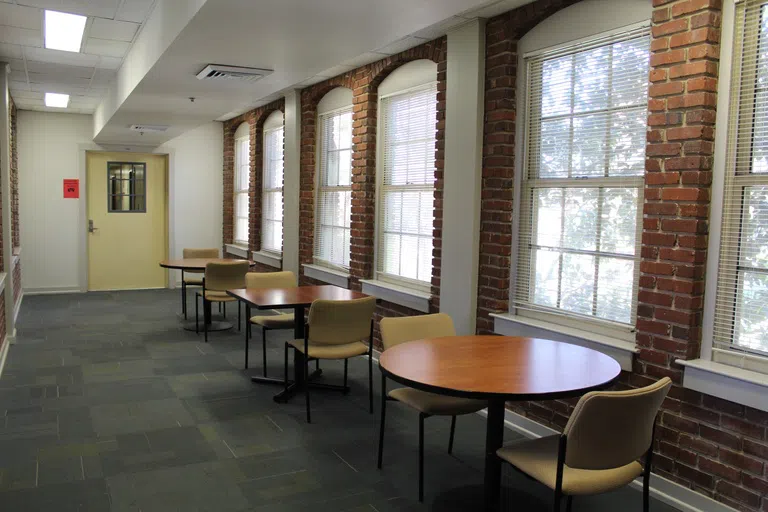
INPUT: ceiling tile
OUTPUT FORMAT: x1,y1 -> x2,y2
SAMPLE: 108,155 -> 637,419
18,0 -> 121,19
83,37 -> 129,57
115,0 -> 154,23
297,75 -> 329,87
341,52 -> 388,68
9,69 -> 26,82
9,90 -> 43,100
29,82 -> 86,95
9,80 -> 30,90
25,46 -> 99,66
7,58 -> 26,72
90,67 -> 115,85
317,64 -> 355,78
96,55 -> 122,69
0,3 -> 41,30
89,18 -> 138,42
26,60 -> 93,78
411,16 -> 469,39
376,37 -> 426,56
0,25 -> 42,47
28,72 -> 91,87
0,42 -> 24,59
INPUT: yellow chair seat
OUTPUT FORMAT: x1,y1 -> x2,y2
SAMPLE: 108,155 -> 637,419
496,436 -> 643,496
388,388 -> 485,416
199,290 -> 236,302
251,313 -> 295,329
288,339 -> 368,360
185,276 -> 204,286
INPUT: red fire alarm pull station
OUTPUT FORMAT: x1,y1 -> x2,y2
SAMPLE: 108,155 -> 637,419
63,179 -> 79,199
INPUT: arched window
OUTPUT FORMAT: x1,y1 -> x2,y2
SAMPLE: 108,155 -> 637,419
233,122 -> 250,246
262,111 -> 284,254
315,88 -> 353,269
375,60 -> 439,290
513,0 -> 651,332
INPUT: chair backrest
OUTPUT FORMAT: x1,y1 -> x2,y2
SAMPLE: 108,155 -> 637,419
204,261 -> 249,292
245,271 -> 296,289
563,377 -> 672,470
307,296 -> 377,345
379,313 -> 455,351
183,248 -> 219,259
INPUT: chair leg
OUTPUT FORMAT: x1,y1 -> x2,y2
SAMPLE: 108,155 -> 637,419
368,350 -> 373,414
238,302 -> 241,332
566,496 -> 573,512
448,415 -> 456,454
218,302 -> 222,314
182,281 -> 187,319
377,374 -> 387,469
305,352 -> 311,424
262,328 -> 268,377
643,467 -> 650,512
204,300 -> 210,343
195,295 -> 199,334
343,359 -> 348,391
418,412 -> 425,502
283,343 -> 289,394
553,490 -> 562,512
244,321 -> 249,370
223,302 -> 226,318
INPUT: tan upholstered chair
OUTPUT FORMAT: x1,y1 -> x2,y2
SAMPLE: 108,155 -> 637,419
285,296 -> 377,423
497,377 -> 672,512
244,271 -> 297,373
377,313 -> 486,502
181,248 -> 219,318
196,260 -> 249,342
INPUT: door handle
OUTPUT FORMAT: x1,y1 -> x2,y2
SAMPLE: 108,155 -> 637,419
88,219 -> 99,233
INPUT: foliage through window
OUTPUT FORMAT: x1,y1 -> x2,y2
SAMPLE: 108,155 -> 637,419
515,28 -> 650,326
262,125 -> 284,253
315,107 -> 353,268
377,83 -> 438,288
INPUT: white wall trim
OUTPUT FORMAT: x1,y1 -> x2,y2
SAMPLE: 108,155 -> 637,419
0,335 -> 9,380
13,290 -> 23,324
0,272 -> 6,294
479,408 -> 739,512
24,287 -> 82,295
492,313 -> 636,371
252,250 -> 282,269
225,244 -> 249,259
677,358 -> 768,413
360,279 -> 430,313
302,264 -> 349,288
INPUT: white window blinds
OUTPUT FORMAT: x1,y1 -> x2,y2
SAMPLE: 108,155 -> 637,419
377,83 -> 438,288
515,27 -> 650,327
315,107 -> 353,268
262,126 -> 284,254
234,135 -> 250,245
712,0 -> 768,359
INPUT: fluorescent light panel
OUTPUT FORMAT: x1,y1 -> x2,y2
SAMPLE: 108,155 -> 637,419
45,93 -> 70,108
44,10 -> 87,52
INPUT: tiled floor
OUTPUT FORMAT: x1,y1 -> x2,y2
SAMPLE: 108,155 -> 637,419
0,290 -> 680,511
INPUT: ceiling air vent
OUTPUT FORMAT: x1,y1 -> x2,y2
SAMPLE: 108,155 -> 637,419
196,64 -> 273,82
129,124 -> 169,133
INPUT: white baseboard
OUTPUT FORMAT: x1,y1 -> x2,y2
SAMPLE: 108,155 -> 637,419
481,408 -> 738,512
24,287 -> 81,295
0,335 -> 9,379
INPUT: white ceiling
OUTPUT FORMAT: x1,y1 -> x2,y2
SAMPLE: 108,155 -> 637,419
0,0 -> 155,114
3,0 -> 532,144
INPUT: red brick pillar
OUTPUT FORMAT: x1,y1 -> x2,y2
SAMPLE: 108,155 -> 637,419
637,0 -> 721,379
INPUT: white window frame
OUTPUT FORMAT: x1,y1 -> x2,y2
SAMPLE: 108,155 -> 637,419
314,104 -> 353,271
261,112 -> 284,256
233,122 -> 250,247
507,22 -> 651,343
374,81 -> 438,294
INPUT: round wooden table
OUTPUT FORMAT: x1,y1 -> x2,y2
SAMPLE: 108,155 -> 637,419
159,258 -> 252,331
379,335 -> 622,511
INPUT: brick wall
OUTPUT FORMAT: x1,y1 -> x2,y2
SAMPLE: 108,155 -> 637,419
222,99 -> 284,272
12,258 -> 21,305
295,38 -> 447,347
9,97 -> 18,250
477,1 -> 768,511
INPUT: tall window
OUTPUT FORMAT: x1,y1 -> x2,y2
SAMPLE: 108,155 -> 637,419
315,106 -> 353,268
377,82 -> 438,289
710,0 -> 768,361
233,123 -> 250,246
515,28 -> 650,327
262,113 -> 284,254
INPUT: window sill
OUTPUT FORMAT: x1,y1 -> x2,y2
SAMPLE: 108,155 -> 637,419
303,264 -> 349,288
360,279 -> 431,313
225,244 -> 249,259
252,250 -> 282,269
676,358 -> 768,413
491,313 -> 637,371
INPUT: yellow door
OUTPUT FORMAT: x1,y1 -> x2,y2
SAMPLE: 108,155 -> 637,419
86,151 -> 168,290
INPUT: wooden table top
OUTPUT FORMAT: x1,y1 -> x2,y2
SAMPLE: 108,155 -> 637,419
226,285 -> 368,309
159,258 -> 253,271
379,336 -> 621,400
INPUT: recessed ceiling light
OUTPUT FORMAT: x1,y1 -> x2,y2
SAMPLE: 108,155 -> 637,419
44,10 -> 87,52
45,93 -> 70,108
